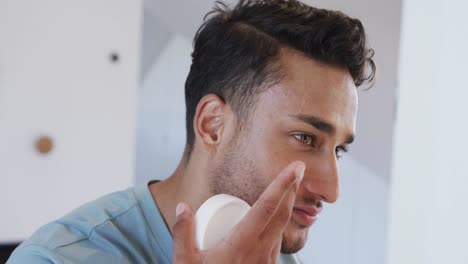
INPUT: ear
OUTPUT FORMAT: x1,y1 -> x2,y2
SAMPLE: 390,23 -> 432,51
193,94 -> 232,154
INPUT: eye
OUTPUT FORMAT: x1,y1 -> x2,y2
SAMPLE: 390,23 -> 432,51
293,134 -> 316,146
335,146 -> 348,159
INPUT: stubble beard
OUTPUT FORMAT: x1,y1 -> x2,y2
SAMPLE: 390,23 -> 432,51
281,224 -> 307,254
211,133 -> 305,254
211,133 -> 265,207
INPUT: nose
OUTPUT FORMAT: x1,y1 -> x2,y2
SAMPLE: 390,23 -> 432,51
302,152 -> 340,203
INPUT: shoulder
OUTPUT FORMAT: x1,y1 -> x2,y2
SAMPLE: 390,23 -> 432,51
8,189 -> 143,263
7,244 -> 58,263
30,189 -> 139,248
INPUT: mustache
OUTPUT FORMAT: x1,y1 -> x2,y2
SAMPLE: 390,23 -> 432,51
302,197 -> 323,209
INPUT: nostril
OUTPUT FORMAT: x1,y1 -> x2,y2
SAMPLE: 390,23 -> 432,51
319,195 -> 327,204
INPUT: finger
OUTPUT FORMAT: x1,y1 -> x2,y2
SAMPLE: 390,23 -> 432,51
172,202 -> 198,263
233,161 -> 305,241
260,162 -> 304,242
260,174 -> 299,241
269,239 -> 282,264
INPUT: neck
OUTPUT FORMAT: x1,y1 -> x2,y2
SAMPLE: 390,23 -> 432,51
149,150 -> 213,235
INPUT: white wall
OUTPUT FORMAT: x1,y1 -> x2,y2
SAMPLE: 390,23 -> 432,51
388,0 -> 468,263
0,0 -> 141,242
136,34 -> 190,183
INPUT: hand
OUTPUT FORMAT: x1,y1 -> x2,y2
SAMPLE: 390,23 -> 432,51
172,161 -> 305,264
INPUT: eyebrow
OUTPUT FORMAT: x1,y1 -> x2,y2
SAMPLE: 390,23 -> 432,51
289,114 -> 355,144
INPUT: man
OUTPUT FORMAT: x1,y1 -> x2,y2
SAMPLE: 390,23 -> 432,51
8,0 -> 375,263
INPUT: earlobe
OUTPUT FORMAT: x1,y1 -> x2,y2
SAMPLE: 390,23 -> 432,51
193,94 -> 226,152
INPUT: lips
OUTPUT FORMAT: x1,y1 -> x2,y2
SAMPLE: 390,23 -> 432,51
292,205 -> 321,226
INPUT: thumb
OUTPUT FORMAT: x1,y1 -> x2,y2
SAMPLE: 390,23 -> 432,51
172,202 -> 198,263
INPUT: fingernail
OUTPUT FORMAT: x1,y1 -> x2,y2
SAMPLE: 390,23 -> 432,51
176,203 -> 186,218
295,163 -> 305,183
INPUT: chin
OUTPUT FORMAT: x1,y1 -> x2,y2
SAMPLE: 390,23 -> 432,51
280,219 -> 309,254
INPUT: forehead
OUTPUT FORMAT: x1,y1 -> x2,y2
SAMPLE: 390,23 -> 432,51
255,48 -> 358,133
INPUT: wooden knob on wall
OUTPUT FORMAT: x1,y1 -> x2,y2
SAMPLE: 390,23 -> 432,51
35,135 -> 54,154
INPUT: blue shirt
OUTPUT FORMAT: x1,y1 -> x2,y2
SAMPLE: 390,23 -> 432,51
7,183 -> 301,263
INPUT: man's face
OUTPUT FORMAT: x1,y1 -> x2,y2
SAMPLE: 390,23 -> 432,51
212,48 -> 358,254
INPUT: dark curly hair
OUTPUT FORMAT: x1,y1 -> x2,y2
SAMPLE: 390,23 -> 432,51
184,0 -> 375,155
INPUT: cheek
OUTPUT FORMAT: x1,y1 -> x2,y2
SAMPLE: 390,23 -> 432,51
246,124 -> 307,194
247,134 -> 277,175
253,136 -> 298,179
